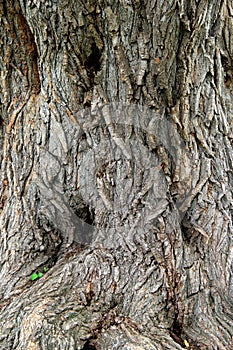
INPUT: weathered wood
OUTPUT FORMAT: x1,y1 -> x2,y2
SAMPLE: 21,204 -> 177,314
0,0 -> 233,349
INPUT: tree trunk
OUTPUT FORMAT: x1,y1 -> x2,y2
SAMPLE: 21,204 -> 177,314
0,0 -> 233,349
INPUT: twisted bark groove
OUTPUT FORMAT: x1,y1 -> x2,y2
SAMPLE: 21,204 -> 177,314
0,0 -> 233,349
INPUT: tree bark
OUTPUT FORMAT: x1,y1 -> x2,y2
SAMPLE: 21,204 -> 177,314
0,0 -> 233,349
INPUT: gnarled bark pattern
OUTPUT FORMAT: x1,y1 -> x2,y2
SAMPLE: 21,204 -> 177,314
0,0 -> 233,349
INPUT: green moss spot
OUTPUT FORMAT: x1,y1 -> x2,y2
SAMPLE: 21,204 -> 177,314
31,273 -> 39,281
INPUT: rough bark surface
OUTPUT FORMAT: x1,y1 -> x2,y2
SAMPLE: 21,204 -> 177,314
0,0 -> 233,349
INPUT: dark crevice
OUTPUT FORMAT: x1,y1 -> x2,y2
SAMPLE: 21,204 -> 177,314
68,192 -> 95,227
181,222 -> 192,244
17,11 -> 41,93
84,41 -> 102,86
170,313 -> 202,350
81,339 -> 97,350
220,54 -> 233,88
85,42 -> 102,74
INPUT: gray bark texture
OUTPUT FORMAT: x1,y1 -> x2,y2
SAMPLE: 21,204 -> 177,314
0,0 -> 233,349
